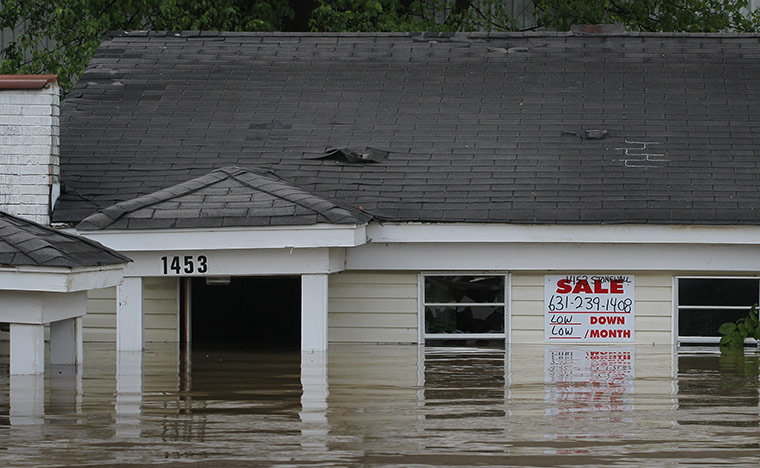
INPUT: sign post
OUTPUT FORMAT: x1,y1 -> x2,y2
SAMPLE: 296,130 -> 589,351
544,275 -> 635,343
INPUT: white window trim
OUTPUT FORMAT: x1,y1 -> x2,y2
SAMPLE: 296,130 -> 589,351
418,272 -> 509,343
674,276 -> 760,346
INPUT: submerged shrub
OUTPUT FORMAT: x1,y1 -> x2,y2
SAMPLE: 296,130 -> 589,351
719,304 -> 760,350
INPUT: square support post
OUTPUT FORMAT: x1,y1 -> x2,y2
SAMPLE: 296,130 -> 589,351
10,323 -> 45,375
301,274 -> 328,352
117,277 -> 144,351
50,317 -> 83,366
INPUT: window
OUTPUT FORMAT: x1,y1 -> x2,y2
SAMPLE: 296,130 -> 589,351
676,277 -> 759,344
421,274 -> 507,341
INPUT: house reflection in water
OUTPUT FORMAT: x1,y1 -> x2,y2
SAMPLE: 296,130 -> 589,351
2,344 -> 760,466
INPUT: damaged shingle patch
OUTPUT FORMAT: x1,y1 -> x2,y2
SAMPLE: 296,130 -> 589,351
305,147 -> 389,164
562,129 -> 609,140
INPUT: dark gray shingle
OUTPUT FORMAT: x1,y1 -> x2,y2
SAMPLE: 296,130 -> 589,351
55,32 -> 760,226
0,212 -> 131,268
76,166 -> 372,230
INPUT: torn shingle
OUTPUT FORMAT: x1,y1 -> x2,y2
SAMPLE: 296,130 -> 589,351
305,147 -> 389,164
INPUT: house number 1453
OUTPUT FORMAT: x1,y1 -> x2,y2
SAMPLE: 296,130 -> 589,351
161,255 -> 208,275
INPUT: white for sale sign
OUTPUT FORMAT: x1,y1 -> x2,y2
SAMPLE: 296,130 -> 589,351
544,275 -> 635,343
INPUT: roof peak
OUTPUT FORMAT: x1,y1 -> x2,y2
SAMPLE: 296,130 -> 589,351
76,167 -> 372,230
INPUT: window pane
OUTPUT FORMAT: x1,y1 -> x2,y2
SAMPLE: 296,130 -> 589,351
678,279 -> 758,306
424,276 -> 504,304
425,306 -> 504,334
678,308 -> 753,337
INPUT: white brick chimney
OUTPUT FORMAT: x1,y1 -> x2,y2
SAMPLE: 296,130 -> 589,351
0,75 -> 60,225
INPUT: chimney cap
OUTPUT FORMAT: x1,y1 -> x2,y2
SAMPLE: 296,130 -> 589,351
0,74 -> 58,90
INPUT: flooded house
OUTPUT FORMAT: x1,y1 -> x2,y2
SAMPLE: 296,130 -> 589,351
3,31 -> 760,355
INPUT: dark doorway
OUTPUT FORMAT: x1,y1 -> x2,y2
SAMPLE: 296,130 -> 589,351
185,276 -> 300,350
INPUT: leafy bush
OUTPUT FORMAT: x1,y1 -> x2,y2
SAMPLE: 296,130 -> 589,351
719,304 -> 760,349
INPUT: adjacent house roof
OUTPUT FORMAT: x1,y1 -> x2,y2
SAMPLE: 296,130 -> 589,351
55,31 -> 760,226
0,211 -> 131,267
77,166 -> 372,230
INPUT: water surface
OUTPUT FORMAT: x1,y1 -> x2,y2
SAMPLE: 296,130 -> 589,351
0,342 -> 758,467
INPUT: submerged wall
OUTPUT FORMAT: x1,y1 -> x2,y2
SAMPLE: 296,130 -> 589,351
84,277 -> 178,342
328,271 -> 419,343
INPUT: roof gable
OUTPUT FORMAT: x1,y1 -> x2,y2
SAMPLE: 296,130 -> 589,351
0,211 -> 131,267
76,166 -> 371,230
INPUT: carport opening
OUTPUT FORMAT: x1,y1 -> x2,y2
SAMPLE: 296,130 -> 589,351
183,276 -> 300,350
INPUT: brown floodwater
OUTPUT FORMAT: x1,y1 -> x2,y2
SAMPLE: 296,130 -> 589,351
0,342 -> 758,467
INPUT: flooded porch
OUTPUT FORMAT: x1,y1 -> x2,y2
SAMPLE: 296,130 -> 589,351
0,343 -> 758,467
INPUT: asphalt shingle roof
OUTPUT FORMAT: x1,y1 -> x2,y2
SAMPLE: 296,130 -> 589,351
0,211 -> 131,267
55,31 -> 760,226
77,166 -> 372,230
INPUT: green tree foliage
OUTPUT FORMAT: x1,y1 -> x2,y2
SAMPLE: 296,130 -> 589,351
0,0 -> 314,93
719,304 -> 760,351
0,0 -> 158,94
533,0 -> 760,32
309,0 -> 518,32
3,1 -> 760,95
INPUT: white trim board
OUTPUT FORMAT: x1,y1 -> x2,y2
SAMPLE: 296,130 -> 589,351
75,224 -> 368,252
0,265 -> 126,293
120,248 -> 346,277
346,242 -> 760,272
367,223 -> 760,245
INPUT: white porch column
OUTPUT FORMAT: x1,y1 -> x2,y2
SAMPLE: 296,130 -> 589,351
301,274 -> 328,352
300,351 -> 329,448
10,374 -> 45,425
117,277 -> 144,351
50,317 -> 83,366
10,323 -> 45,375
115,350 -> 143,437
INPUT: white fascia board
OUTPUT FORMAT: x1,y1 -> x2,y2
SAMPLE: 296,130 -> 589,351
0,265 -> 125,293
346,242 -> 760,272
367,223 -> 760,245
121,248 -> 344,277
74,224 -> 368,252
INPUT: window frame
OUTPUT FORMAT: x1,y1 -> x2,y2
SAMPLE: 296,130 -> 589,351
418,272 -> 509,342
675,276 -> 760,345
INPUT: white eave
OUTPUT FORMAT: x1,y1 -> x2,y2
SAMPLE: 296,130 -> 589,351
0,264 -> 126,293
73,223 -> 368,252
366,223 -> 760,245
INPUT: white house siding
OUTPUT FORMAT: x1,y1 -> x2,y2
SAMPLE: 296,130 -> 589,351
510,272 -> 673,345
328,271 -> 418,343
84,277 -> 178,343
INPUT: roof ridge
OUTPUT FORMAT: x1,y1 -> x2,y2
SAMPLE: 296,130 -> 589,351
106,30 -> 760,39
76,169 -> 232,230
226,169 -> 370,224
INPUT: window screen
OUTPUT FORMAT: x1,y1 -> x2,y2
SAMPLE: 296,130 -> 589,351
423,275 -> 506,336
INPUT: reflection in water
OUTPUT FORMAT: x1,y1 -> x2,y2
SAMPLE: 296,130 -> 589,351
677,351 -> 760,425
544,347 -> 634,423
0,342 -> 758,466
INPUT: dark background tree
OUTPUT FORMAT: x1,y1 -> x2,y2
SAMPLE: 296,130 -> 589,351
2,0 -> 759,95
